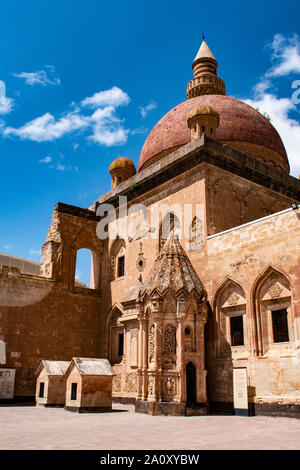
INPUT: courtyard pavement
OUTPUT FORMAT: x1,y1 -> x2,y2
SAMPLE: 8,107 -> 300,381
0,403 -> 300,450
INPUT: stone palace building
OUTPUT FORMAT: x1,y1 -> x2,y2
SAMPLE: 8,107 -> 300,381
1,38 -> 300,417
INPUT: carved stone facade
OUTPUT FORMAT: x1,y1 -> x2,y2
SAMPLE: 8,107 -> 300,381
1,38 -> 300,419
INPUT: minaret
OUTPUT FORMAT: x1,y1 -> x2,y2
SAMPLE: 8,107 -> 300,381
187,35 -> 226,99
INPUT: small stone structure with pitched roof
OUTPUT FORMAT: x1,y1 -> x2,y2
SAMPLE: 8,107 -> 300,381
64,358 -> 115,413
35,360 -> 69,407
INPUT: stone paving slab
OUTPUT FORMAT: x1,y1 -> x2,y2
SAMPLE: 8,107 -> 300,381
1,403 -> 300,450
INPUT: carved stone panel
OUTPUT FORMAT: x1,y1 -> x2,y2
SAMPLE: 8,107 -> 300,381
130,328 -> 138,367
190,217 -> 204,251
112,374 -> 121,393
164,324 -> 176,364
148,375 -> 154,396
149,324 -> 155,363
124,372 -> 138,393
162,376 -> 176,401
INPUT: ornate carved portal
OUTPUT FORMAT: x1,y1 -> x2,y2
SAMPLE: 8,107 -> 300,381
111,231 -> 208,411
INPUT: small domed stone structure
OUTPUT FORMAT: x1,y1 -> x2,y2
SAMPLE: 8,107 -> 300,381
187,104 -> 220,140
109,157 -> 136,189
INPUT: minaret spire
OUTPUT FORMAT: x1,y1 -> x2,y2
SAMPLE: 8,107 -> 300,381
187,37 -> 226,98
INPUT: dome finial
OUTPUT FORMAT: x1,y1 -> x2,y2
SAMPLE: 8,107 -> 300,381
186,37 -> 226,98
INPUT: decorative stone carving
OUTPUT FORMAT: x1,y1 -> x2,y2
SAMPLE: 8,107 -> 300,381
137,254 -> 146,272
124,372 -> 138,393
164,325 -> 176,361
131,328 -> 138,340
268,283 -> 284,299
190,217 -> 204,251
130,328 -> 138,367
163,377 -> 176,396
220,282 -> 246,310
227,292 -> 240,306
149,324 -> 155,363
148,375 -> 154,396
112,374 -> 121,393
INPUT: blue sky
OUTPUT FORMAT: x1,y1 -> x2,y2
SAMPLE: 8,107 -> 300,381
0,0 -> 300,284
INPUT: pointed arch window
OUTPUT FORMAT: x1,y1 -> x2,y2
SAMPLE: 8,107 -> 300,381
214,279 -> 247,358
109,307 -> 124,365
110,238 -> 126,281
253,268 -> 293,355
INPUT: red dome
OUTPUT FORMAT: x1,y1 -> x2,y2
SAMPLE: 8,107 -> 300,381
138,95 -> 289,173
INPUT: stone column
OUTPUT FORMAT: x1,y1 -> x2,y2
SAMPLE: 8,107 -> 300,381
141,318 -> 148,400
175,317 -> 184,403
197,319 -> 207,403
137,313 -> 143,400
153,317 -> 163,401
197,301 -> 208,403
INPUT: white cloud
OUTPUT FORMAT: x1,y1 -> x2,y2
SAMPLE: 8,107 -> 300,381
29,249 -> 41,257
39,156 -> 52,163
266,34 -> 300,77
39,154 -> 77,172
90,126 -> 129,146
14,68 -> 60,86
0,80 -> 6,98
4,244 -> 12,250
2,86 -> 131,146
0,96 -> 15,115
130,126 -> 148,135
4,110 -> 89,142
56,162 -> 66,171
81,86 -> 130,108
240,33 -> 300,178
75,269 -> 82,281
244,92 -> 300,177
89,105 -> 129,146
140,101 -> 157,118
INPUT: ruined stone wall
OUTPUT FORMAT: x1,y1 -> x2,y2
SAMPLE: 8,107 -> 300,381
0,203 -> 103,398
0,267 -> 101,397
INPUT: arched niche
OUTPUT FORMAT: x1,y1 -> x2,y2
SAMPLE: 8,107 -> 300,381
110,238 -> 126,281
214,278 -> 247,358
252,267 -> 294,356
107,306 -> 124,365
